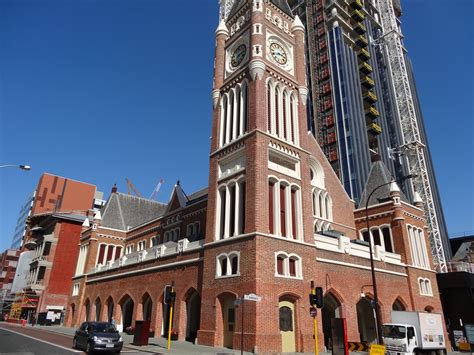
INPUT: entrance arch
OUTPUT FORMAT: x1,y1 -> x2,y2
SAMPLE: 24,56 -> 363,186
185,288 -> 201,343
217,292 -> 237,349
106,297 -> 114,323
95,297 -> 102,321
84,299 -> 91,322
322,292 -> 342,350
119,295 -> 134,331
279,295 -> 297,352
142,293 -> 153,321
356,297 -> 377,343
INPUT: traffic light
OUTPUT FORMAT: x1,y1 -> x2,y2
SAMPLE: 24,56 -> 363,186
309,287 -> 324,308
164,285 -> 176,304
315,287 -> 323,308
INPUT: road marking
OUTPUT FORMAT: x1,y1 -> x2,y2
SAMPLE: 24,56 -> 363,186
0,326 -> 82,354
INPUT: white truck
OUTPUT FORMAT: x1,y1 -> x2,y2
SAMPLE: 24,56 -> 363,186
383,311 -> 446,355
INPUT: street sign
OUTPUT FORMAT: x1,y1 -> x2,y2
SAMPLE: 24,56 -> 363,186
369,344 -> 386,355
310,307 -> 317,318
243,293 -> 262,302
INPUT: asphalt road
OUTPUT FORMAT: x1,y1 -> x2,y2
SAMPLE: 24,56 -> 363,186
0,325 -> 151,355
0,327 -> 79,354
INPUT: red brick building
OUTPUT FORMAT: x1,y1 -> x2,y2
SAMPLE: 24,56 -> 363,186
10,174 -> 99,323
0,249 -> 20,314
65,1 -> 446,352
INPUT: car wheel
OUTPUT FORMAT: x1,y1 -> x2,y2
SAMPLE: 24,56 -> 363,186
72,338 -> 77,349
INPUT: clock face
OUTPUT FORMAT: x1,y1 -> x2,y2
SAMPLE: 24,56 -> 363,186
270,42 -> 287,65
231,44 -> 247,68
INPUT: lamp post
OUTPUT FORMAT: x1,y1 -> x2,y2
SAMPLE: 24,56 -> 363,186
364,174 -> 416,344
0,164 -> 31,171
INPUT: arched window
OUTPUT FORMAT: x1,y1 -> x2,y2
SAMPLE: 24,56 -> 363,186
408,225 -> 430,268
418,278 -> 433,296
275,252 -> 302,279
216,252 -> 240,278
220,81 -> 249,147
216,177 -> 246,240
266,78 -> 299,146
359,225 -> 395,253
268,177 -> 302,240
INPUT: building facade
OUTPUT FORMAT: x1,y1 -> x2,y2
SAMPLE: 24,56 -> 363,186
65,1 -> 447,352
0,249 -> 20,314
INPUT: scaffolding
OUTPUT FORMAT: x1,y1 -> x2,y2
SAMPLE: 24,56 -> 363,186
377,0 -> 447,272
9,291 -> 39,320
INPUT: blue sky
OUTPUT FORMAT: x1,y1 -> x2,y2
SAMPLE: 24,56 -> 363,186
0,0 -> 472,252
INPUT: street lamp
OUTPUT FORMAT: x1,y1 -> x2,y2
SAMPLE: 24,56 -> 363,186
0,164 -> 31,171
364,174 -> 416,344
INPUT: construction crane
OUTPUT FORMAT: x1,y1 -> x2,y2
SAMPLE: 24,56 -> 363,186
125,178 -> 142,197
149,178 -> 164,200
377,0 -> 447,272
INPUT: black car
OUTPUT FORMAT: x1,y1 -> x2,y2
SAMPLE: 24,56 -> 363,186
73,321 -> 123,353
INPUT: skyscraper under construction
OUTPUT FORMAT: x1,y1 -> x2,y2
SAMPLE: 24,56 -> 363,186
219,0 -> 450,271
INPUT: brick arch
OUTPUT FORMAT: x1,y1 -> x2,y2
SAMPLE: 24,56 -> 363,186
392,296 -> 408,311
277,291 -> 300,303
182,286 -> 199,302
94,296 -> 102,321
118,293 -> 136,306
325,287 -> 345,304
424,305 -> 434,313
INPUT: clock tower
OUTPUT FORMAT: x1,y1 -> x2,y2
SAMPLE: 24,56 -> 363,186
199,0 -> 356,352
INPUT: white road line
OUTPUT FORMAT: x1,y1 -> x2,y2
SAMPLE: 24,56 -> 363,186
0,326 -> 82,354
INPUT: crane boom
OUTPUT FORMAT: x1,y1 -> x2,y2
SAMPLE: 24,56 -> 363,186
125,178 -> 142,197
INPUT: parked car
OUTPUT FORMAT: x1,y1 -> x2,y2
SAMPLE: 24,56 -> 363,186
73,321 -> 123,353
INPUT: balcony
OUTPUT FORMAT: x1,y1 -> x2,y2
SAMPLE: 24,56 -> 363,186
350,0 -> 363,10
351,10 -> 364,22
355,35 -> 368,48
363,91 -> 377,103
326,115 -> 335,127
353,23 -> 366,35
366,106 -> 380,118
367,122 -> 382,135
361,76 -> 375,88
359,62 -> 373,74
357,48 -> 370,60
27,279 -> 46,291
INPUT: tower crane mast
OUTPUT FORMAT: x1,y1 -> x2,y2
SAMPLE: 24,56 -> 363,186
377,0 -> 447,272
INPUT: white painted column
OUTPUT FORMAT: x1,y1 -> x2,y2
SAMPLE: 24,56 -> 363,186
285,92 -> 292,141
225,95 -> 232,144
285,186 -> 292,239
216,190 -> 222,240
274,182 -> 281,236
278,90 -> 284,139
271,85 -> 276,135
232,89 -> 238,140
224,185 -> 231,238
293,97 -> 299,145
239,86 -> 245,136
234,182 -> 240,236
297,189 -> 303,240
219,100 -> 225,147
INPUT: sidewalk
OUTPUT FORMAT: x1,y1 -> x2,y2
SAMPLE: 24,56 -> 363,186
6,324 -> 467,355
23,324 -> 251,354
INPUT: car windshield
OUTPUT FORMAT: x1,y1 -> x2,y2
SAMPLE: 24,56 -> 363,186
91,323 -> 116,333
383,325 -> 406,339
